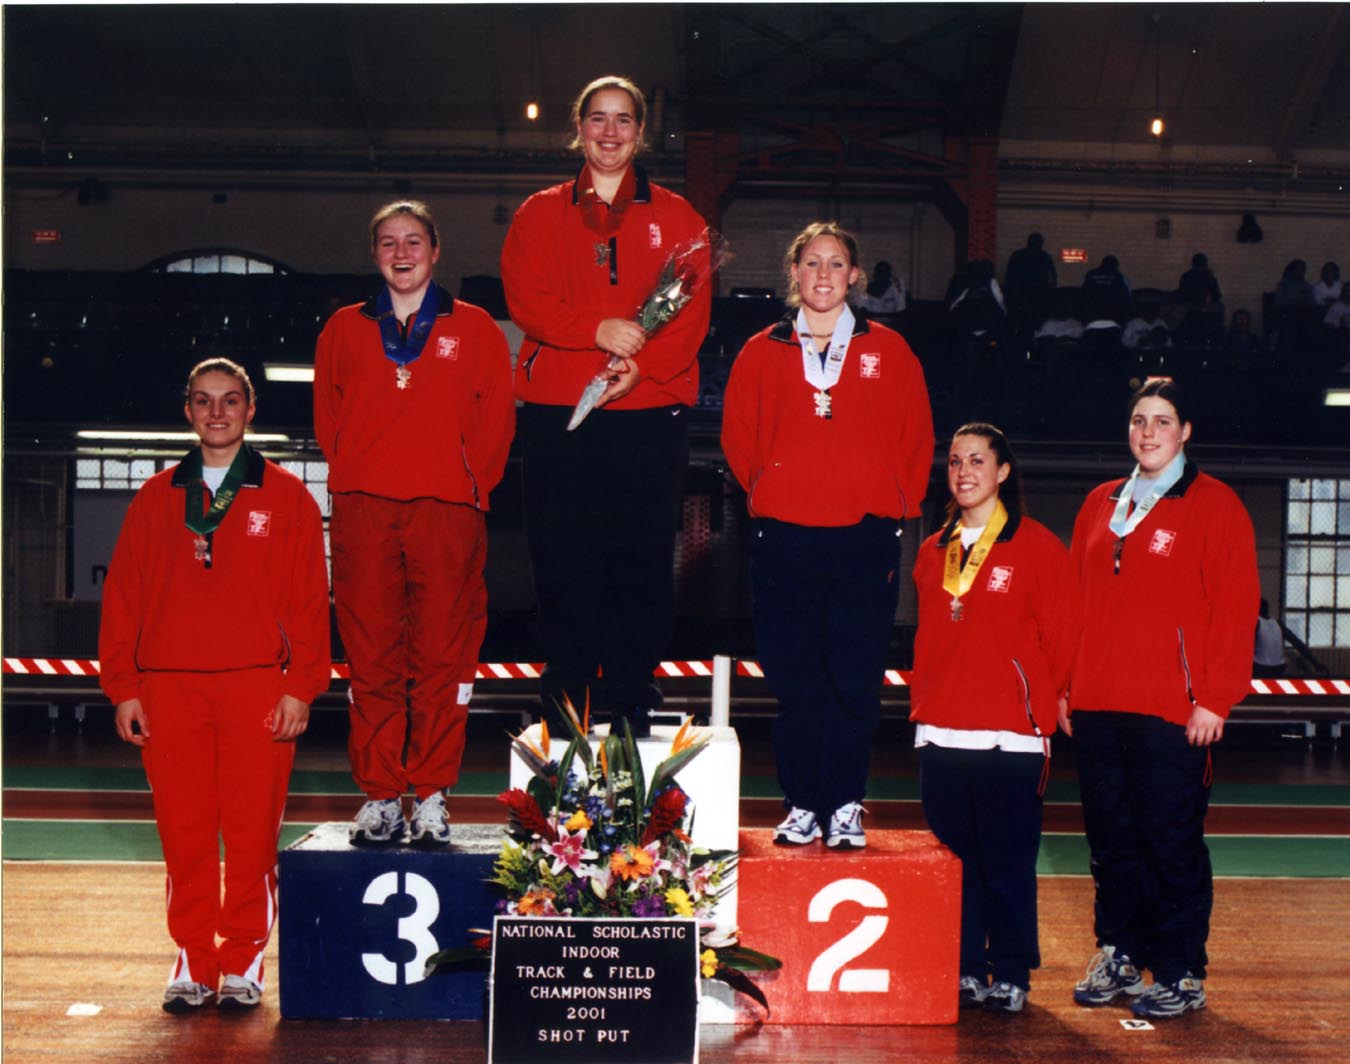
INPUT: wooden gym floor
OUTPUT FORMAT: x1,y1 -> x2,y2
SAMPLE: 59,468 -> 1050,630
3,704 -> 1349,1063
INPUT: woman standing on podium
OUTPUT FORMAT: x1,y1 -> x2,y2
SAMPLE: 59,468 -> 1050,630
721,222 -> 933,851
315,200 -> 516,847
1063,378 -> 1258,1020
501,75 -> 711,737
100,358 -> 330,1011
910,422 -> 1080,1015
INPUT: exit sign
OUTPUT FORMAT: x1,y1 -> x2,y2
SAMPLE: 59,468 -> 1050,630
32,229 -> 61,244
1061,248 -> 1087,263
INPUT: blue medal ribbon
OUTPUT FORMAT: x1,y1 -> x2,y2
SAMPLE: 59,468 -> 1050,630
375,284 -> 440,372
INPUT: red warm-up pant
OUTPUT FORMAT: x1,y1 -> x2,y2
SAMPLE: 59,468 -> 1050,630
140,668 -> 294,990
330,492 -> 487,800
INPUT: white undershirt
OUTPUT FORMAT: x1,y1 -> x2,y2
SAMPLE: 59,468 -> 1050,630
201,465 -> 229,494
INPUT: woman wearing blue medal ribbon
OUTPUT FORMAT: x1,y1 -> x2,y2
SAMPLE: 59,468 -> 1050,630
315,200 -> 516,846
1061,378 -> 1258,1020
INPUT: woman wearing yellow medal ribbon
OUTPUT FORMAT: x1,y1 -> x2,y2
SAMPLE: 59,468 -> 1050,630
910,423 -> 1080,1014
1062,378 -> 1258,1020
722,222 -> 933,849
100,359 -> 330,1010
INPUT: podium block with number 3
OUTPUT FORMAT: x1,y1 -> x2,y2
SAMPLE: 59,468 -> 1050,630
735,830 -> 961,1025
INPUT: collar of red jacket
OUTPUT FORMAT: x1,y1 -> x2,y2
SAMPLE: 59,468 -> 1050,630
170,443 -> 265,489
1107,459 -> 1200,501
570,162 -> 651,206
935,508 -> 1023,549
767,312 -> 873,345
359,282 -> 456,321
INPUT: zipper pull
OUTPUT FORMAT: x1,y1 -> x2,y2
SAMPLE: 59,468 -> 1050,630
1113,537 -> 1124,575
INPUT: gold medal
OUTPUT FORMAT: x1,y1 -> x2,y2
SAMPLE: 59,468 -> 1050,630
941,501 -> 1008,621
193,535 -> 209,562
396,364 -> 412,390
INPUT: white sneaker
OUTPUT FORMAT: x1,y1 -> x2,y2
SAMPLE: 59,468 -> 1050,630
350,798 -> 406,845
409,791 -> 451,847
773,807 -> 821,845
217,974 -> 261,1010
825,802 -> 866,849
162,979 -> 215,1012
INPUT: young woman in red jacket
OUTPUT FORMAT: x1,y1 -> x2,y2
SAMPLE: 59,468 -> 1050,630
314,200 -> 516,845
1063,378 -> 1258,1020
101,359 -> 330,1011
910,423 -> 1080,1015
500,75 -> 711,737
722,222 -> 934,850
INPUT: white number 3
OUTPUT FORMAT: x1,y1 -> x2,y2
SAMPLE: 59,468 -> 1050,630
806,878 -> 890,993
360,871 -> 441,985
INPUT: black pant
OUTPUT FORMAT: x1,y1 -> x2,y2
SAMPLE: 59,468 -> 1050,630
1073,710 -> 1213,982
519,403 -> 687,717
750,516 -> 901,819
920,745 -> 1045,989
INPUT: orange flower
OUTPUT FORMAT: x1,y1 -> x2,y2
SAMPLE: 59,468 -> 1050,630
518,888 -> 557,915
609,844 -> 656,882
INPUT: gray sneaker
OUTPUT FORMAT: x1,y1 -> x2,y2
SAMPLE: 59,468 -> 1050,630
162,980 -> 215,1013
1131,975 -> 1205,1019
824,802 -> 867,849
217,974 -> 261,1010
350,798 -> 406,845
984,981 -> 1027,1014
1073,945 -> 1145,1006
773,807 -> 821,845
409,791 -> 451,847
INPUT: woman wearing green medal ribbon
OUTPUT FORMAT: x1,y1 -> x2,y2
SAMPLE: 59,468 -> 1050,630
100,358 -> 330,1010
315,200 -> 515,845
910,423 -> 1080,1014
1062,378 -> 1258,1020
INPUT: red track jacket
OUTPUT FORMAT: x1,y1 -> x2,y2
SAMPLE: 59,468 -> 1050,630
99,447 -> 331,706
910,513 -> 1080,735
721,316 -> 935,526
314,286 -> 515,507
500,165 -> 711,409
1068,462 -> 1259,725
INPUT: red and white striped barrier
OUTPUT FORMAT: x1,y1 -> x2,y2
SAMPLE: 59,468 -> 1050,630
4,656 -> 1347,697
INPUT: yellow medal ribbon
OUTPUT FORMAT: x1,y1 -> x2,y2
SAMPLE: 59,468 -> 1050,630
941,500 -> 1008,621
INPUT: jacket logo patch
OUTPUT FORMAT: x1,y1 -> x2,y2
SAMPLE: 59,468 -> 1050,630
649,223 -> 663,248
1149,529 -> 1176,556
436,337 -> 459,360
246,511 -> 272,537
859,352 -> 881,379
987,565 -> 1014,593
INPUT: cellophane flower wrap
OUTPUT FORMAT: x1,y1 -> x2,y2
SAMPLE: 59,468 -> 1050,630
567,229 -> 733,430
424,699 -> 779,1013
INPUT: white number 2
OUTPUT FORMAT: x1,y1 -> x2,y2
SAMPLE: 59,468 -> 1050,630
360,871 -> 441,986
806,878 -> 890,993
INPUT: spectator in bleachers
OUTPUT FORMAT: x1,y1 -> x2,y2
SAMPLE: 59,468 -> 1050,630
1223,309 -> 1262,355
1324,285 -> 1350,330
1253,599 -> 1286,679
1274,259 -> 1315,309
1004,232 -> 1058,337
1033,287 -> 1083,343
949,259 -> 1007,340
1312,261 -> 1342,307
1122,299 -> 1172,351
315,199 -> 517,848
1176,253 -> 1223,346
856,259 -> 907,316
1079,255 -> 1132,347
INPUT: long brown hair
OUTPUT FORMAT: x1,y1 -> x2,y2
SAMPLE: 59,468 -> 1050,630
944,421 -> 1026,523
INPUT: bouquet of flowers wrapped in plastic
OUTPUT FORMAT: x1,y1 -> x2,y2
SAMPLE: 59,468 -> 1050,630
425,700 -> 778,1011
567,228 -> 733,431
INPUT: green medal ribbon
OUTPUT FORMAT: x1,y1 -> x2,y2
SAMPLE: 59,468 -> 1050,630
182,444 -> 250,539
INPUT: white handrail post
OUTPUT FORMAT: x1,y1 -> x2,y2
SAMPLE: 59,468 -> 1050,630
711,655 -> 732,728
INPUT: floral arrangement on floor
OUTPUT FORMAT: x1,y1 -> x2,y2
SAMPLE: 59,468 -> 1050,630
425,699 -> 779,1011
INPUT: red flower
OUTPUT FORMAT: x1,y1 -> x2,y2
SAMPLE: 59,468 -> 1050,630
641,786 -> 689,846
498,788 -> 558,842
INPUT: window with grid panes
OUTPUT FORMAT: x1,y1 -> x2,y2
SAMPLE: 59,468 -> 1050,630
1284,478 -> 1350,648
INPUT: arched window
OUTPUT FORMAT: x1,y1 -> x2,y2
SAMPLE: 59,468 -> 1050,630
141,248 -> 294,275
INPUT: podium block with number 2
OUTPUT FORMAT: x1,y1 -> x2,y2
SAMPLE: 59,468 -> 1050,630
735,830 -> 961,1025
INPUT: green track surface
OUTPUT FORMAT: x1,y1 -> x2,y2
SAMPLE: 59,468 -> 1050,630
4,820 -> 1349,876
6,765 -> 1349,807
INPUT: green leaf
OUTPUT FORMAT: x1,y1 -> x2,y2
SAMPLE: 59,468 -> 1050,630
710,965 -> 771,1015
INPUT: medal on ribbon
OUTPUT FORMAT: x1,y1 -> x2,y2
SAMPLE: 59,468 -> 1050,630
181,445 -> 251,566
942,500 -> 1009,621
375,284 -> 440,390
798,306 -> 853,420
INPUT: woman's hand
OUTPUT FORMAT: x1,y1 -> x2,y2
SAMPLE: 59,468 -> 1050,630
597,356 -> 640,407
1057,696 -> 1072,738
115,698 -> 149,746
269,695 -> 311,742
1186,704 -> 1225,746
595,318 -> 647,359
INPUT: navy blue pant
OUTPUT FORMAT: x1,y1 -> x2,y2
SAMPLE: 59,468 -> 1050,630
920,745 -> 1045,989
520,403 -> 687,717
1073,710 -> 1213,983
749,516 -> 901,820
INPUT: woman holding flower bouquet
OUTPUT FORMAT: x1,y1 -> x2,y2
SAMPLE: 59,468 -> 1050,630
501,75 -> 712,737
910,422 -> 1079,1014
721,222 -> 934,850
